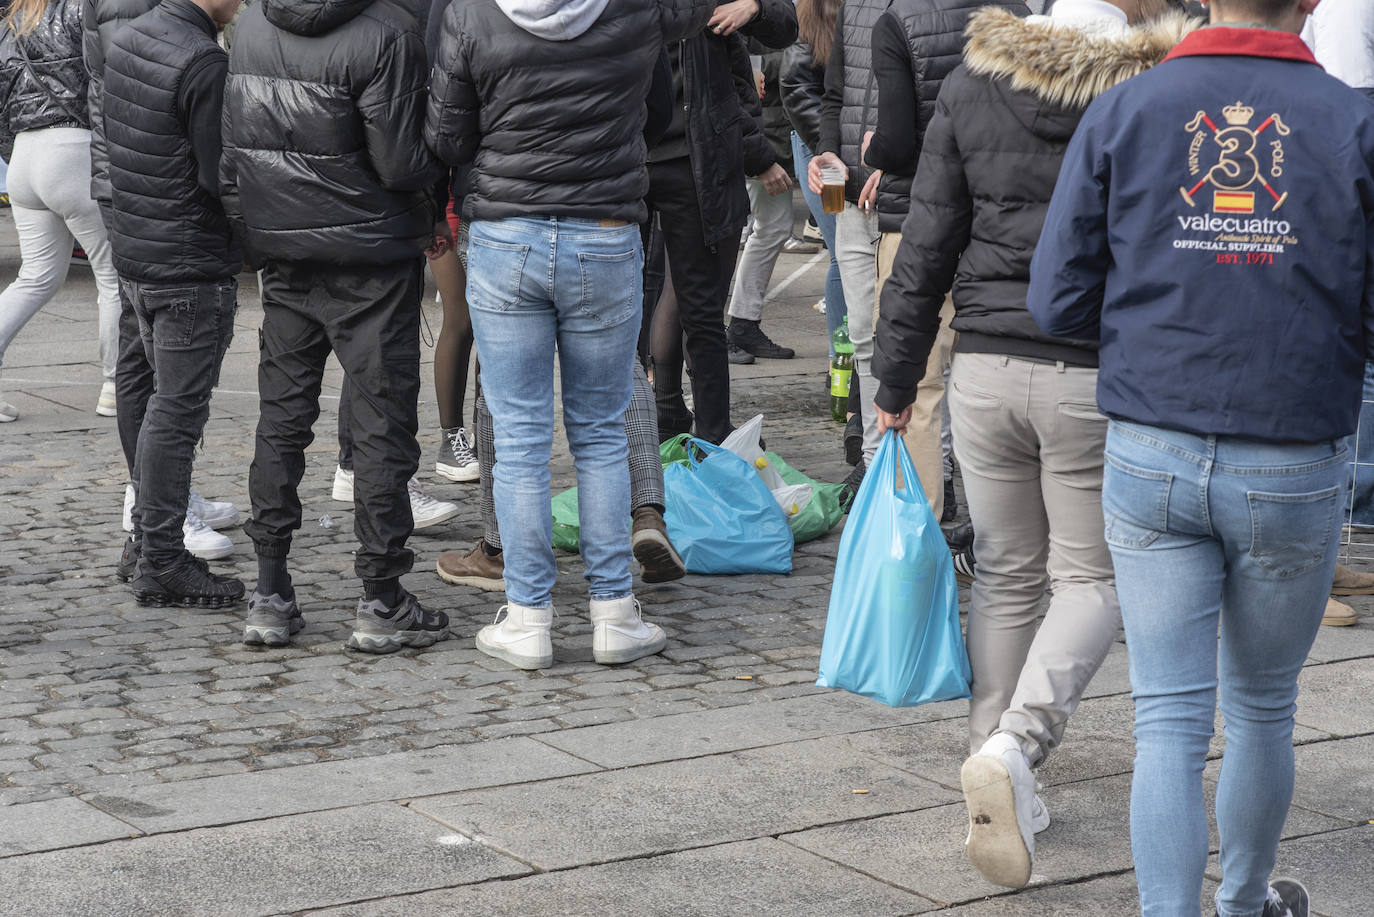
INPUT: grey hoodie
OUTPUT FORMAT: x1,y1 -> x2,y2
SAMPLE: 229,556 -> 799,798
494,0 -> 612,40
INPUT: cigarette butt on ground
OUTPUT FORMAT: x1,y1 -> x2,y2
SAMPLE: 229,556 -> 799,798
734,675 -> 754,681
851,789 -> 870,795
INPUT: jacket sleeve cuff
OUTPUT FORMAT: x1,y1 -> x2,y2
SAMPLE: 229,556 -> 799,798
874,382 -> 917,416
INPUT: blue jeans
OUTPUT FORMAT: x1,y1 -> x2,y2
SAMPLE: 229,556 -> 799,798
1102,421 -> 1346,917
791,132 -> 846,356
466,217 -> 639,608
125,277 -> 237,567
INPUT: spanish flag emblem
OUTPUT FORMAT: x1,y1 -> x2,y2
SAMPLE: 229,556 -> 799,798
1214,191 -> 1255,214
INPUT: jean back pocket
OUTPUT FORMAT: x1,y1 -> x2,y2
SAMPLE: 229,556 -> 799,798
1247,487 -> 1340,578
1103,452 -> 1173,549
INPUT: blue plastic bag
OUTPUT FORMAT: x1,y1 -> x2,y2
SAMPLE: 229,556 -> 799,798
817,430 -> 970,706
664,438 -> 794,575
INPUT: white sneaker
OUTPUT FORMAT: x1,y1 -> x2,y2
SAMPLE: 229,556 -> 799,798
961,732 -> 1037,888
332,466 -> 460,530
0,397 -> 16,422
183,510 -> 234,560
589,596 -> 666,665
188,488 -> 239,530
476,603 -> 553,669
96,381 -> 117,417
1030,792 -> 1050,834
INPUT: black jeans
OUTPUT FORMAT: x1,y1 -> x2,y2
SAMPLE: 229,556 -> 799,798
644,157 -> 739,444
99,201 -> 156,482
125,276 -> 237,568
244,259 -> 422,584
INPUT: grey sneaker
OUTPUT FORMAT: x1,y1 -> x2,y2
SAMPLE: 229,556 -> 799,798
243,592 -> 305,647
346,589 -> 450,654
436,426 -> 479,483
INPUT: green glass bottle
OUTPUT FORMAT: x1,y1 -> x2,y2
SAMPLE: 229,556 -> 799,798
830,318 -> 853,423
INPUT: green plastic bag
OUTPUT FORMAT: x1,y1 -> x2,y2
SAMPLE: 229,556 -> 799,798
551,487 -> 580,553
659,433 -> 693,468
766,452 -> 846,544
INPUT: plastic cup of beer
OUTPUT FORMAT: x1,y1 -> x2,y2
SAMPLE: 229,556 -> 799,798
820,165 -> 845,214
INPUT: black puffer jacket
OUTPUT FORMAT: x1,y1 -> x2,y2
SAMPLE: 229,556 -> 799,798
222,0 -> 442,266
0,0 -> 87,160
672,3 -> 797,246
83,0 -> 159,202
866,0 -> 1028,232
780,42 -> 823,153
872,7 -> 1196,413
819,0 -> 887,201
426,0 -> 712,227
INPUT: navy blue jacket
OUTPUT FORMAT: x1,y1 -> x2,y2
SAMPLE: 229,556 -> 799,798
1029,27 -> 1374,443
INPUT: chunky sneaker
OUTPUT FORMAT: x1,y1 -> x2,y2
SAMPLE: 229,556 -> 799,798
130,553 -> 245,609
1330,563 -> 1374,595
961,732 -> 1038,889
116,536 -> 140,582
728,318 -> 795,359
243,592 -> 305,647
96,381 -> 117,417
726,339 -> 755,365
590,596 -> 667,664
1322,596 -> 1356,627
838,461 -> 866,514
476,603 -> 553,669
436,540 -> 506,591
332,467 -> 461,529
435,426 -> 480,483
631,506 -> 685,583
188,489 -> 239,530
953,545 -> 976,585
184,510 -> 234,560
346,589 -> 449,654
1259,879 -> 1310,917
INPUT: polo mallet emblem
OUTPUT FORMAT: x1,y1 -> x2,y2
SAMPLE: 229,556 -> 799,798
1180,102 -> 1290,213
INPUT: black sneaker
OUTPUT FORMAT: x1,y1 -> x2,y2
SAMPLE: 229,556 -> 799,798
130,553 -> 245,609
844,414 -> 863,466
346,589 -> 450,654
839,461 -> 866,514
1261,879 -> 1310,917
116,536 -> 141,582
727,339 -> 755,365
942,477 -> 958,523
728,319 -> 794,359
953,545 -> 976,584
944,521 -> 974,553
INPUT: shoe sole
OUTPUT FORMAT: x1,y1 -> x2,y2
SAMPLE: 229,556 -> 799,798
961,754 -> 1032,889
632,529 -> 686,583
593,633 -> 667,665
187,542 -> 234,562
195,511 -> 241,530
1330,586 -> 1374,596
476,630 -> 552,669
243,626 -> 291,647
1321,615 -> 1357,626
413,504 -> 461,530
346,627 -> 450,655
95,405 -> 117,417
133,591 -> 244,609
435,563 -> 506,591
435,462 -> 480,483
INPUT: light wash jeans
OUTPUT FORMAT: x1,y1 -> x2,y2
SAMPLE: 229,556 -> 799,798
0,128 -> 119,382
727,177 -> 793,322
1345,361 -> 1374,527
466,217 -> 640,608
1103,421 -> 1345,917
790,132 -> 846,355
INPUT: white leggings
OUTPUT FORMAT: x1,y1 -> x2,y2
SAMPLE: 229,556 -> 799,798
0,127 -> 119,380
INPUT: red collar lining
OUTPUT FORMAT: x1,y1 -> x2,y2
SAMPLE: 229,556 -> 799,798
1162,27 -> 1320,67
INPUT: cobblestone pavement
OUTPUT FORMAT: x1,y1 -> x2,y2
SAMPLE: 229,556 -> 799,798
1,210 -> 1371,915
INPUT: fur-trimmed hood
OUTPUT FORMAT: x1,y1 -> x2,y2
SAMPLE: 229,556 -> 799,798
964,7 -> 1199,111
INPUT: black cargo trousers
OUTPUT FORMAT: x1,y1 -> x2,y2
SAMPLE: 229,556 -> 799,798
244,258 -> 423,585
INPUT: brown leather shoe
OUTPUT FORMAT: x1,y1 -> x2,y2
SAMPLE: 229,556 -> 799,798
631,506 -> 685,583
436,540 -> 505,591
1322,597 -> 1357,627
1330,564 -> 1374,596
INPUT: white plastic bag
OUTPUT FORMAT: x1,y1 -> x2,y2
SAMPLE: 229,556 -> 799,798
722,414 -> 814,517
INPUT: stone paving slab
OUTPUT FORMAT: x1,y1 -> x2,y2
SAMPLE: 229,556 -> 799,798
80,736 -> 599,834
1204,825 -> 1374,917
411,736 -> 957,871
308,838 -> 939,916
1288,734 -> 1374,824
1294,658 -> 1374,737
0,802 -> 527,917
0,796 -> 138,857
531,688 -> 963,769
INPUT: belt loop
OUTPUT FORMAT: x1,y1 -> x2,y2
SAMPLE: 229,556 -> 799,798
999,355 -> 1010,368
1056,360 -> 1066,373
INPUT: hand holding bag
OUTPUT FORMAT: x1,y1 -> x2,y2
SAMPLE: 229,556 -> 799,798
816,430 -> 970,706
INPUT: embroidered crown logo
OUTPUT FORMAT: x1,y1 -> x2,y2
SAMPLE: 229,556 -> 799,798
1221,102 -> 1254,127
1181,100 -> 1290,213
